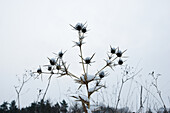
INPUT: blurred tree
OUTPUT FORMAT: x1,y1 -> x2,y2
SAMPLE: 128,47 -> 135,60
0,101 -> 8,113
45,100 -> 51,113
39,99 -> 45,113
60,100 -> 68,113
52,102 -> 60,113
69,103 -> 81,113
9,100 -> 18,113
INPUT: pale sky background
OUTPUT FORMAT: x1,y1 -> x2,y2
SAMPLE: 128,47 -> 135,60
0,0 -> 170,111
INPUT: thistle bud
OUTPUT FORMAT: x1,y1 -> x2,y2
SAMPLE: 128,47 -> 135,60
111,47 -> 116,54
37,68 -> 42,74
116,50 -> 122,57
84,57 -> 91,64
58,51 -> 63,58
82,27 -> 87,33
48,66 -> 52,71
56,64 -> 61,70
75,23 -> 83,31
49,58 -> 56,65
99,71 -> 105,78
118,59 -> 123,65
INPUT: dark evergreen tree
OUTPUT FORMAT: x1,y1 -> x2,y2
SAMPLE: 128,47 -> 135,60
0,101 -> 9,113
52,102 -> 60,113
69,103 -> 81,113
9,100 -> 18,113
39,99 -> 46,113
45,100 -> 51,113
60,100 -> 68,113
28,102 -> 37,113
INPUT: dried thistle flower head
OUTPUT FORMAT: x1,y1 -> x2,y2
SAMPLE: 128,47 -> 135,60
75,23 -> 83,31
116,50 -> 122,57
56,64 -> 61,70
48,66 -> 52,71
37,67 -> 42,74
110,46 -> 116,54
48,58 -> 56,65
99,71 -> 105,78
70,22 -> 88,33
82,27 -> 87,33
57,50 -> 66,59
84,57 -> 91,64
58,51 -> 64,58
84,53 -> 95,65
118,59 -> 123,65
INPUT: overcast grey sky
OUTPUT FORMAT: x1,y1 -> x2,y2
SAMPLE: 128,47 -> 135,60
0,0 -> 170,110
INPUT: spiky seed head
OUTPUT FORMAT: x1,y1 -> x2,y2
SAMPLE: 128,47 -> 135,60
118,59 -> 123,65
37,68 -> 42,74
48,66 -> 52,71
116,50 -> 122,57
84,57 -> 91,64
58,51 -> 63,58
82,27 -> 87,33
49,58 -> 56,65
111,47 -> 116,54
99,71 -> 105,78
75,23 -> 83,31
56,64 -> 61,70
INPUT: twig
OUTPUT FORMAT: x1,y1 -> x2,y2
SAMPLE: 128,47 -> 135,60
14,73 -> 32,110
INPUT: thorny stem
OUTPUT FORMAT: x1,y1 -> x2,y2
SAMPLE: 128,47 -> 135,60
78,31 -> 86,74
111,56 -> 118,62
39,71 -> 78,79
95,56 -> 119,76
86,64 -> 90,108
81,101 -> 88,113
78,31 -> 90,111
95,65 -> 107,76
61,59 -> 78,79
68,72 -> 79,79
79,46 -> 86,74
86,64 -> 88,75
42,75 -> 52,101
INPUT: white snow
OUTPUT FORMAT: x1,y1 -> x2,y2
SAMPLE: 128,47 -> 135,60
88,86 -> 101,92
71,94 -> 89,102
79,94 -> 89,102
80,36 -> 85,40
85,57 -> 91,61
87,108 -> 92,113
80,74 -> 100,82
106,60 -> 111,64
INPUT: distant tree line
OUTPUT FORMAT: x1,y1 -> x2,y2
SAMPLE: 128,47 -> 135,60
0,99 -> 69,113
1,99 -> 170,113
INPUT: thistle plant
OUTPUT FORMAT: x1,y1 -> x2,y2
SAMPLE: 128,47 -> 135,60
34,22 -> 127,113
